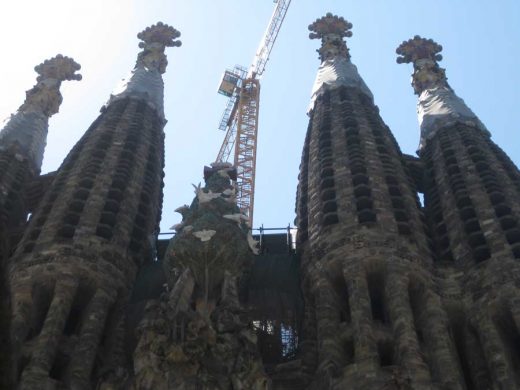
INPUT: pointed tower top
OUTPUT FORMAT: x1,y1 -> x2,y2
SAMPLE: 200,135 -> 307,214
135,22 -> 182,74
0,55 -> 81,170
138,22 -> 182,48
396,36 -> 448,95
309,13 -> 353,61
396,36 -> 443,64
396,36 -> 488,150
19,55 -> 82,117
107,22 -> 181,119
34,55 -> 82,83
307,14 -> 372,111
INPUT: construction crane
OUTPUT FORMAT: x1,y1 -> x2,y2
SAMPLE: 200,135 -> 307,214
216,0 -> 291,227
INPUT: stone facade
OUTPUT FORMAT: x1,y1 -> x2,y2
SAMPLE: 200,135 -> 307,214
0,12 -> 519,390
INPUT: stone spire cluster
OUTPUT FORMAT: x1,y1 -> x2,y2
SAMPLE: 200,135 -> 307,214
296,14 -> 446,389
293,13 -> 520,390
4,22 -> 179,389
0,10 -> 519,390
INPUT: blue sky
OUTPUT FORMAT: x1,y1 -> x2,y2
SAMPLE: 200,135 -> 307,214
1,0 -> 519,233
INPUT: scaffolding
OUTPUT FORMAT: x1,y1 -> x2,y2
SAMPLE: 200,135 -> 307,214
234,79 -> 260,222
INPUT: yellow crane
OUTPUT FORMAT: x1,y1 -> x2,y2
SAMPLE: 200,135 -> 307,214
216,0 -> 291,227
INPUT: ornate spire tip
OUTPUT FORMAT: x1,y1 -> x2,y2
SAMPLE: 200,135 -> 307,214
138,21 -> 182,49
308,13 -> 353,61
396,35 -> 443,64
396,35 -> 447,94
308,13 -> 353,40
34,54 -> 82,83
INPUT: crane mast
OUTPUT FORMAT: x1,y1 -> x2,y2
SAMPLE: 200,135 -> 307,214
216,0 -> 291,227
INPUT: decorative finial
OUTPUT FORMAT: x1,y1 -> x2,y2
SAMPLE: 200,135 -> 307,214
136,22 -> 182,74
34,55 -> 82,83
20,55 -> 82,117
396,36 -> 448,94
308,13 -> 353,61
396,35 -> 443,64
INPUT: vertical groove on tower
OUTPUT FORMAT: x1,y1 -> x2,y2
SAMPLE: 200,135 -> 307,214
295,121 -> 311,244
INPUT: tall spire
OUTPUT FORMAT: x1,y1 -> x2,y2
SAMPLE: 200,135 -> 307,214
0,55 -> 81,171
308,13 -> 372,112
7,22 -> 180,389
108,22 -> 181,119
396,35 -> 487,150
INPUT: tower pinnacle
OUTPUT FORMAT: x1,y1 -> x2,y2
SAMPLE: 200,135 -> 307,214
0,55 -> 81,170
307,14 -> 372,111
108,22 -> 181,119
136,22 -> 182,74
20,55 -> 82,117
309,13 -> 352,61
396,36 -> 447,95
397,36 -> 487,150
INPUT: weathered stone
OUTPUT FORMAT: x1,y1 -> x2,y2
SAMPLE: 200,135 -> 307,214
131,164 -> 269,389
1,11 -> 520,390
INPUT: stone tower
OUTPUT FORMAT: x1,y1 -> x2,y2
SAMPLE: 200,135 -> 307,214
295,14 -> 463,389
0,55 -> 81,388
0,55 -> 81,262
398,36 -> 520,389
7,22 -> 180,389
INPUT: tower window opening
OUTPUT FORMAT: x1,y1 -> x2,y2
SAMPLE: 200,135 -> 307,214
418,192 -> 425,207
27,284 -> 54,341
344,338 -> 355,365
49,349 -> 69,381
64,285 -> 93,336
280,324 -> 298,358
333,275 -> 351,323
367,272 -> 389,324
378,340 -> 395,367
450,315 -> 476,389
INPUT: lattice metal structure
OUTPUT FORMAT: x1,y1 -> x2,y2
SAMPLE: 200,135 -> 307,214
216,0 -> 291,226
250,0 -> 291,78
235,79 -> 260,221
216,66 -> 247,162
